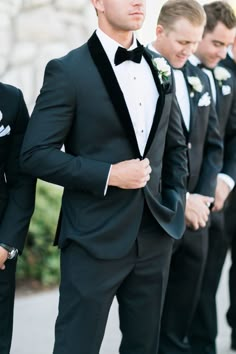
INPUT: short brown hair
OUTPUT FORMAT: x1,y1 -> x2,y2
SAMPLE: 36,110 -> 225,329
203,1 -> 236,33
157,0 -> 206,31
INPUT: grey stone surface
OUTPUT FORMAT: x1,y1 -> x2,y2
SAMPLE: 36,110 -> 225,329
11,253 -> 235,354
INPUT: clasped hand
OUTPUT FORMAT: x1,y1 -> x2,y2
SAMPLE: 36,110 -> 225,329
109,158 -> 152,189
0,246 -> 8,270
185,193 -> 214,230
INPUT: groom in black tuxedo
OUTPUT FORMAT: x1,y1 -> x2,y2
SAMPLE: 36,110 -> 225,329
21,0 -> 188,353
147,1 -> 223,353
0,83 -> 35,354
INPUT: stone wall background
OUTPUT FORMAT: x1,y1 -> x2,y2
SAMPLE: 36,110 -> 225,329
0,0 -> 234,112
0,0 -> 97,111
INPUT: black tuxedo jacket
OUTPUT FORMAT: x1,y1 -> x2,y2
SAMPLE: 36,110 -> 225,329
221,54 -> 236,214
0,83 -> 35,252
21,32 -> 188,259
181,61 -> 222,196
211,62 -> 236,182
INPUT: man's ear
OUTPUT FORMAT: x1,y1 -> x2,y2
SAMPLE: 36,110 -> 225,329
91,0 -> 104,14
156,24 -> 165,39
232,36 -> 236,61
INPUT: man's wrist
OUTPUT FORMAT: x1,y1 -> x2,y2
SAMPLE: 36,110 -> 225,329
0,243 -> 18,259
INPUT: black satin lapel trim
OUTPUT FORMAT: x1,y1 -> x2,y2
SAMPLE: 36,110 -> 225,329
182,65 -> 196,133
175,93 -> 189,141
142,50 -> 165,156
87,32 -> 140,157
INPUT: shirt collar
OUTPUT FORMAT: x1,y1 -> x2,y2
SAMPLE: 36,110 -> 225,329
147,43 -> 159,55
96,28 -> 138,66
189,54 -> 201,67
228,46 -> 234,60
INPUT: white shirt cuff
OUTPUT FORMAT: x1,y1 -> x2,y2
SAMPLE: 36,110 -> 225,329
218,173 -> 235,191
104,165 -> 112,196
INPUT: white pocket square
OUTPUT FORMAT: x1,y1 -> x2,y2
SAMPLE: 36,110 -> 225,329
222,85 -> 231,96
0,125 -> 11,137
198,92 -> 211,107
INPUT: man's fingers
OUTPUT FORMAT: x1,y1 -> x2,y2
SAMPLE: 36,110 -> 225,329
141,158 -> 150,168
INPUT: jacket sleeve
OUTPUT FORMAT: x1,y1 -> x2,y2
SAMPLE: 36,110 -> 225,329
0,89 -> 36,252
195,78 -> 223,196
222,78 -> 236,182
162,77 -> 188,210
20,58 -> 111,197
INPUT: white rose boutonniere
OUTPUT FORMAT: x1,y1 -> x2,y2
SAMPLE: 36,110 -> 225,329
187,76 -> 203,97
152,57 -> 171,85
214,66 -> 231,86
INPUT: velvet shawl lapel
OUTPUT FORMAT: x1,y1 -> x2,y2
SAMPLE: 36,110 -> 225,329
87,32 -> 165,158
181,63 -> 196,136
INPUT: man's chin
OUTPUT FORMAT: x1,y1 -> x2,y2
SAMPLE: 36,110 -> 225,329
204,60 -> 220,69
173,63 -> 186,69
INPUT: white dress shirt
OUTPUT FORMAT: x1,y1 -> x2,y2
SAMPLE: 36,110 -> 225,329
97,29 -> 158,156
148,43 -> 190,130
189,55 -> 217,103
173,70 -> 190,131
96,29 -> 158,194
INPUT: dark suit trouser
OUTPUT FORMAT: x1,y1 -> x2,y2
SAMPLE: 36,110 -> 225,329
53,209 -> 174,354
158,226 -> 208,354
225,198 -> 236,336
0,258 -> 17,354
190,211 -> 228,354
227,235 -> 236,333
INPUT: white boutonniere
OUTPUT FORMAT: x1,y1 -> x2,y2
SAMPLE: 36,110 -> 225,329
152,57 -> 171,84
222,85 -> 231,96
0,124 -> 11,137
214,66 -> 231,86
187,76 -> 203,97
198,92 -> 211,107
0,111 -> 2,122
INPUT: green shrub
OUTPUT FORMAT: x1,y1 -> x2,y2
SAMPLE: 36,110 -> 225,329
16,180 -> 62,287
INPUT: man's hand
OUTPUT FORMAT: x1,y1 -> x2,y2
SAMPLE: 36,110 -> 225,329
212,178 -> 231,212
185,193 -> 214,230
0,246 -> 8,270
108,158 -> 152,189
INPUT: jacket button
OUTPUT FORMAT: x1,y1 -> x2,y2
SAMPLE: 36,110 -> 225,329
187,142 -> 192,149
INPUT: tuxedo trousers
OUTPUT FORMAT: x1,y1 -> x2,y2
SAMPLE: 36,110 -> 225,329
53,207 -> 174,354
158,226 -> 208,354
226,234 -> 236,332
190,211 -> 228,354
0,257 -> 17,354
224,195 -> 236,334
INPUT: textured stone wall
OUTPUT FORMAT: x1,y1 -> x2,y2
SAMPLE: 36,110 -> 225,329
1,0 -> 228,112
0,0 -> 96,111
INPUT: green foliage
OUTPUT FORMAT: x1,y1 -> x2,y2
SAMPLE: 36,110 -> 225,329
16,180 -> 62,287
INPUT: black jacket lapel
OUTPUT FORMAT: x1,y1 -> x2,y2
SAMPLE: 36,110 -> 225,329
181,63 -> 196,134
87,32 -> 141,157
142,49 -> 165,156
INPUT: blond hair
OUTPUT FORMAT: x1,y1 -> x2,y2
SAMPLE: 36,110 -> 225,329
158,0 -> 206,31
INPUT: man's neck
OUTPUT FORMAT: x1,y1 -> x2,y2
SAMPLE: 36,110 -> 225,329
98,25 -> 134,49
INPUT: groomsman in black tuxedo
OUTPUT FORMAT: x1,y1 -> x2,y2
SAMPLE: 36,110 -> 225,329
188,2 -> 236,354
148,1 -> 223,353
0,84 -> 35,354
221,37 -> 236,350
20,0 -> 188,353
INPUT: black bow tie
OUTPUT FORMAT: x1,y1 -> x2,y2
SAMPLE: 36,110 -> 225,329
114,45 -> 144,66
197,63 -> 206,69
197,63 -> 214,72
